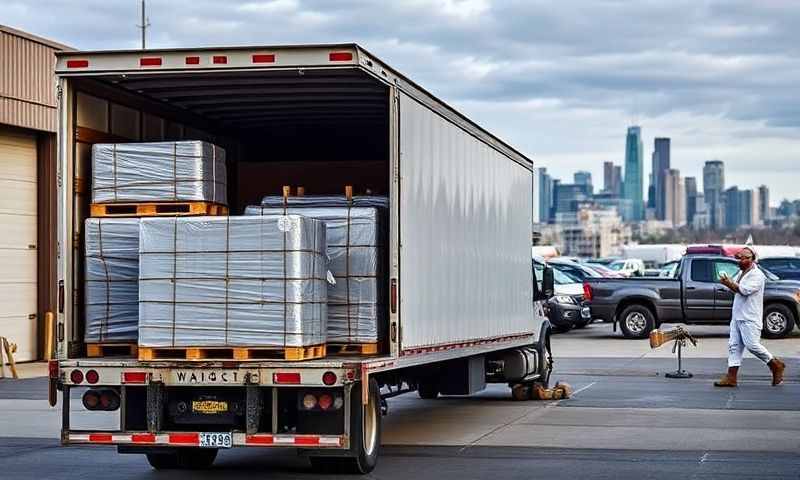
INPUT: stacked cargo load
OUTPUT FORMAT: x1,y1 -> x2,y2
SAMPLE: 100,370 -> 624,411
84,141 -> 229,357
246,194 -> 387,353
138,215 -> 329,361
83,218 -> 141,356
90,140 -> 227,216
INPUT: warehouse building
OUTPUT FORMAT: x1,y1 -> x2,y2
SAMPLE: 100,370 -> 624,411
0,25 -> 69,361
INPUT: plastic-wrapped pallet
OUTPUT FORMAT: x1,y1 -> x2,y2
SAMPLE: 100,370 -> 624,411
92,140 -> 227,204
246,196 -> 387,344
138,215 -> 328,348
84,218 -> 141,343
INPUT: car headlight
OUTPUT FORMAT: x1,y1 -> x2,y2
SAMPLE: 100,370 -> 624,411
553,295 -> 576,304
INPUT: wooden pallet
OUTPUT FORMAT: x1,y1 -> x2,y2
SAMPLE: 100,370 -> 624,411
327,342 -> 380,356
138,344 -> 326,362
90,201 -> 228,218
86,343 -> 138,358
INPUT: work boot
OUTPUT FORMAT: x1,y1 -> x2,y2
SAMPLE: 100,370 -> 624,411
714,366 -> 739,387
768,358 -> 786,386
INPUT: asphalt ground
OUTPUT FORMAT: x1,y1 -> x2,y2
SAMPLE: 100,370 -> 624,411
0,322 -> 798,479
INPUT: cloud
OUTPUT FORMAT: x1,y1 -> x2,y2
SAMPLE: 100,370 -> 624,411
3,0 -> 800,201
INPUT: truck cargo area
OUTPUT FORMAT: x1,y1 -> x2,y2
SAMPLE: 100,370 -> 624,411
64,67 -> 391,356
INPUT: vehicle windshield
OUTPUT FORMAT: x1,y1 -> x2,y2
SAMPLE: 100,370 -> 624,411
609,261 -> 625,271
533,261 -> 580,286
759,265 -> 780,281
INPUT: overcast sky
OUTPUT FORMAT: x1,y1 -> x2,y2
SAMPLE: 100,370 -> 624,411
6,0 -> 800,203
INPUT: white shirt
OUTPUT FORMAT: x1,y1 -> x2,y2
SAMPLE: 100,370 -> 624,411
731,266 -> 766,326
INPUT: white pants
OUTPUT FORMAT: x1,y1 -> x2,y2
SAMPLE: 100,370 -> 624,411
728,319 -> 773,367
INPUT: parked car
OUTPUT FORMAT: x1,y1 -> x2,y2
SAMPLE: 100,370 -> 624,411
658,260 -> 680,278
607,258 -> 646,277
585,263 -> 626,278
534,256 -> 591,332
548,258 -> 603,282
758,257 -> 800,280
584,255 -> 800,339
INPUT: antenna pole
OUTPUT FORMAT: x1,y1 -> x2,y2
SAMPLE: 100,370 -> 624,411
138,0 -> 151,49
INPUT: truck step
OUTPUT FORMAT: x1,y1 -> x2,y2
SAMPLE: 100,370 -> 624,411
137,344 -> 327,362
86,343 -> 138,358
90,201 -> 228,217
327,342 -> 380,356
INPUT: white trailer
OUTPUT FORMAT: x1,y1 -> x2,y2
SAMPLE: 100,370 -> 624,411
622,244 -> 686,268
51,44 -> 553,474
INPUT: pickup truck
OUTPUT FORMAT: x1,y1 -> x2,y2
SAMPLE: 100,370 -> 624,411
585,255 -> 800,339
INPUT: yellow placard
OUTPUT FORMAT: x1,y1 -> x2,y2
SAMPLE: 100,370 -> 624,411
192,400 -> 228,414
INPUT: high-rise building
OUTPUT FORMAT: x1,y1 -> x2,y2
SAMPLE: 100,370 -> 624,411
613,166 -> 622,196
603,162 -> 614,193
664,169 -> 686,227
553,183 -> 590,218
537,167 -> 553,224
653,138 -> 671,220
623,126 -> 644,220
685,176 -> 698,224
723,186 -> 756,229
574,171 -> 593,195
758,185 -> 770,224
703,160 -> 725,229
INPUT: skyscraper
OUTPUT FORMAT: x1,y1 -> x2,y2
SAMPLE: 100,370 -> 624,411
723,186 -> 755,229
537,167 -> 553,224
613,166 -> 622,196
685,176 -> 698,224
664,169 -> 686,227
758,185 -> 770,224
653,138 -> 671,220
603,162 -> 614,193
703,160 -> 725,229
623,126 -> 644,220
574,171 -> 593,195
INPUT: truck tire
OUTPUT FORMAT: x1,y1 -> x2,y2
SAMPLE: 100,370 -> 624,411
417,381 -> 439,399
146,448 -> 217,470
618,304 -> 655,339
310,379 -> 381,474
762,303 -> 796,339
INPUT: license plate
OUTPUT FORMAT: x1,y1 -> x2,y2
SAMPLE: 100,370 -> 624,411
171,370 -> 258,385
192,400 -> 228,414
199,432 -> 232,449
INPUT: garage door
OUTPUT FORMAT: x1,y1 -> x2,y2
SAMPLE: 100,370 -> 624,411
0,128 -> 37,362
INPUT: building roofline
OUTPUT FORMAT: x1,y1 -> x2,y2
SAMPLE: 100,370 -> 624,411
0,24 -> 73,51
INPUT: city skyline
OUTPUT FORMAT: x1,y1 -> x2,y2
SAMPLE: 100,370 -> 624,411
4,2 -> 800,201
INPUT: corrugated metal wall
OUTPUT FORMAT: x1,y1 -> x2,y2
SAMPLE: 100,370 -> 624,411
0,27 -> 61,132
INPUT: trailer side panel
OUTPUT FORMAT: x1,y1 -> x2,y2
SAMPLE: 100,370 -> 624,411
398,93 -> 535,351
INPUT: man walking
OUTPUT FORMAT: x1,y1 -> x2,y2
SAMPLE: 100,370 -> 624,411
714,247 -> 786,387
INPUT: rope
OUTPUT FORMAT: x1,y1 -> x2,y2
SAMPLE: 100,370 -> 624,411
224,215 -> 230,345
97,219 -> 110,342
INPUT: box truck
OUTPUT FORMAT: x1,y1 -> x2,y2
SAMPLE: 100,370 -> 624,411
51,44 -> 554,474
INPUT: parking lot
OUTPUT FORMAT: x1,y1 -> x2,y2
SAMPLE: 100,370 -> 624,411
1,321 -> 797,479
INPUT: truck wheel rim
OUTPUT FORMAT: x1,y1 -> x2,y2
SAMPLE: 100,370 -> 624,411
363,391 -> 378,456
765,312 -> 787,333
625,312 -> 646,334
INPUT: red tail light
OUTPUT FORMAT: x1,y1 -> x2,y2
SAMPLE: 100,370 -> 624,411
273,372 -> 301,384
322,371 -> 337,386
329,52 -> 353,62
70,369 -> 84,384
122,371 -> 147,384
583,282 -> 593,301
66,59 -> 89,68
185,56 -> 200,65
139,57 -> 162,66
252,54 -> 276,63
85,369 -> 99,384
318,394 -> 333,410
212,55 -> 228,64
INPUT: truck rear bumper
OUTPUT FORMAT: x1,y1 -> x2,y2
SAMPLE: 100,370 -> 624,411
588,303 -> 616,323
64,431 -> 347,449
